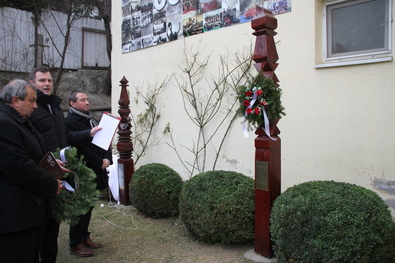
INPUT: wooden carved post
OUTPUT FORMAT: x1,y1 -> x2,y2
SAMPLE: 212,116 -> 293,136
117,76 -> 134,205
251,7 -> 281,258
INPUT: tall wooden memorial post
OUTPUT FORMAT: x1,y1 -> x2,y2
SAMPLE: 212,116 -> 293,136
117,76 -> 134,205
251,7 -> 281,258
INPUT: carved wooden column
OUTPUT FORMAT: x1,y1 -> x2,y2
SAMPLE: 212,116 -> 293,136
251,7 -> 281,258
117,76 -> 134,205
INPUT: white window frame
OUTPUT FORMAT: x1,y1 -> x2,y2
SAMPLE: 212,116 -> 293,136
316,0 -> 393,68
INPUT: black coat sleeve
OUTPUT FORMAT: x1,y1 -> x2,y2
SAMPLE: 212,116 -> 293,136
0,119 -> 58,198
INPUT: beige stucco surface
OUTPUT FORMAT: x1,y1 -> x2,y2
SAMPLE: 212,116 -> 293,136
112,1 -> 395,216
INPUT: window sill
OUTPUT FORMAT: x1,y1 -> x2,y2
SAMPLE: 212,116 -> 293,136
315,56 -> 393,69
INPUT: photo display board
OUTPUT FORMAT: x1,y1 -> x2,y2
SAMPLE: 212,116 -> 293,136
121,0 -> 291,53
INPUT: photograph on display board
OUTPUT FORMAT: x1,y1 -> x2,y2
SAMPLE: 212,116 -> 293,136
122,1 -> 132,17
122,17 -> 132,44
153,10 -> 166,36
142,35 -> 154,48
121,0 -> 291,53
259,0 -> 290,15
239,0 -> 259,23
141,2 -> 153,28
222,0 -> 240,27
166,10 -> 183,41
222,7 -> 240,27
153,0 -> 182,44
166,21 -> 182,41
183,0 -> 200,15
203,9 -> 222,32
132,39 -> 143,51
183,14 -> 204,36
153,32 -> 168,45
167,0 -> 182,14
200,0 -> 222,13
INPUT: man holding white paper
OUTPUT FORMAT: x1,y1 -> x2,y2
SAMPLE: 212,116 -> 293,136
92,112 -> 120,150
65,90 -> 113,257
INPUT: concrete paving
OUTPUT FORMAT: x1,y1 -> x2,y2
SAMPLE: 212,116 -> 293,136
244,249 -> 278,262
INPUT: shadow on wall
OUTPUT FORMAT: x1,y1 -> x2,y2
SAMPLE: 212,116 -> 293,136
372,178 -> 395,215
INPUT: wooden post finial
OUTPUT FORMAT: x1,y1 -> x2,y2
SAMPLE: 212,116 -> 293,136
252,6 -> 279,83
117,76 -> 134,205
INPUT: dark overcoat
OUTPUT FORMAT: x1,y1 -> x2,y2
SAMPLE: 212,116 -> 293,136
65,111 -> 112,190
28,90 -> 68,153
0,102 -> 58,234
29,90 -> 93,153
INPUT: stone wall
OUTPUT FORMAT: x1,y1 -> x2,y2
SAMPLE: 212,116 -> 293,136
56,69 -> 111,120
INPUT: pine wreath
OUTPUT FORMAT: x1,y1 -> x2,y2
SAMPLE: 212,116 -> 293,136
236,73 -> 285,131
50,147 -> 99,225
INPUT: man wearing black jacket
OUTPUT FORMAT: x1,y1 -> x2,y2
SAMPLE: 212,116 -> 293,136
0,79 -> 62,263
29,68 -> 68,155
29,68 -> 101,261
65,90 -> 112,257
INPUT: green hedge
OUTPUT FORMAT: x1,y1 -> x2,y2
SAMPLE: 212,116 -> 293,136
179,170 -> 254,244
270,180 -> 395,263
129,163 -> 183,218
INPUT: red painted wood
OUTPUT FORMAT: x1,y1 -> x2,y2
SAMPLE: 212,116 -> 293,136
254,135 -> 281,257
251,7 -> 281,258
117,76 -> 134,205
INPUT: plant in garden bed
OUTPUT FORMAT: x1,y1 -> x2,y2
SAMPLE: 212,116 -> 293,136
179,170 -> 254,244
129,163 -> 183,218
270,180 -> 395,263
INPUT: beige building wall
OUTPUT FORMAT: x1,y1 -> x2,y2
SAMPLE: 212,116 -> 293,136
112,0 -> 395,216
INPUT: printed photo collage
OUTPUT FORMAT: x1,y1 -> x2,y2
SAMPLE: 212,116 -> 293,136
121,0 -> 291,53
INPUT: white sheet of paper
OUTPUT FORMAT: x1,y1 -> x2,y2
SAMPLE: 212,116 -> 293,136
92,112 -> 121,150
62,181 -> 75,193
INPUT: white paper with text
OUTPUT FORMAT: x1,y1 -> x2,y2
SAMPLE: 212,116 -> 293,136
92,112 -> 121,150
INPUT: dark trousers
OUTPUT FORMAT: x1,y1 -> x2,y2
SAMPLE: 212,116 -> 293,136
40,218 -> 60,263
69,207 -> 93,248
0,223 -> 45,263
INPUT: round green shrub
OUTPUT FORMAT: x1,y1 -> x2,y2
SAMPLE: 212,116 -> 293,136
270,180 -> 395,263
179,170 -> 254,244
129,163 -> 183,218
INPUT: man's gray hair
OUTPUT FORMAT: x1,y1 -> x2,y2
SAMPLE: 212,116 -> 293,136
68,89 -> 85,104
0,79 -> 37,104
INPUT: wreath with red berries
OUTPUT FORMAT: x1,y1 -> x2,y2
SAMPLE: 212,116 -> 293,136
51,147 -> 99,225
236,73 -> 285,131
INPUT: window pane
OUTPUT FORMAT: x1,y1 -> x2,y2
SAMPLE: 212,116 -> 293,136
328,0 -> 388,57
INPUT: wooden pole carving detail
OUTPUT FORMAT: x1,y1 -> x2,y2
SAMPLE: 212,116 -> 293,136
252,6 -> 281,258
117,76 -> 134,205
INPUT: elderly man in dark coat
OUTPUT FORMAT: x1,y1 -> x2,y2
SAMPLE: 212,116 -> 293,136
65,89 -> 112,257
0,79 -> 62,263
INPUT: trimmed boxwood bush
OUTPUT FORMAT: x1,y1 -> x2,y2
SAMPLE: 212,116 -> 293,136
129,163 -> 183,218
270,180 -> 395,263
179,170 -> 254,244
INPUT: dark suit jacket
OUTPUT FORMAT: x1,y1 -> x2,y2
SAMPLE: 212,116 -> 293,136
65,110 -> 112,190
29,90 -> 91,153
29,90 -> 68,152
0,102 -> 58,234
